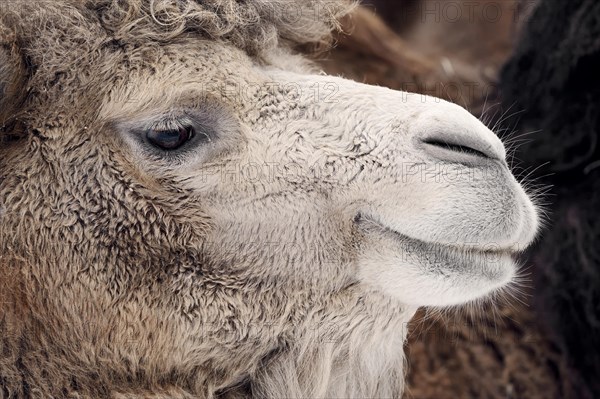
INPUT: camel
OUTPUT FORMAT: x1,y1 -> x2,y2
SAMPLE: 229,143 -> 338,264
0,0 -> 539,397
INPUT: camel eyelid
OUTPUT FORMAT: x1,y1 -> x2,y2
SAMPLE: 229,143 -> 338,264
116,111 -> 216,162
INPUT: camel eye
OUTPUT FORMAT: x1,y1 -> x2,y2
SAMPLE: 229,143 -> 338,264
146,125 -> 195,151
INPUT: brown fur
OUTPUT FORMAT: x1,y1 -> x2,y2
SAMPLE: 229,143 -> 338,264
322,1 -> 516,114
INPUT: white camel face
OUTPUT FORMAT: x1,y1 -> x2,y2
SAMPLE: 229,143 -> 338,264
0,2 -> 542,396
105,42 -> 539,309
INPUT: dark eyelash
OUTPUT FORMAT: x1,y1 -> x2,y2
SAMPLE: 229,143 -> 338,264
149,115 -> 193,132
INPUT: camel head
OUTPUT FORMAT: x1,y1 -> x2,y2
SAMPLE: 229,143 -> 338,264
0,0 -> 539,397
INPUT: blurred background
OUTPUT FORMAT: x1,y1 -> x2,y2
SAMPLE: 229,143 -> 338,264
314,1 -> 600,398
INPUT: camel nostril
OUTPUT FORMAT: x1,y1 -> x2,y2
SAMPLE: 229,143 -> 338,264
419,130 -> 505,164
422,138 -> 491,159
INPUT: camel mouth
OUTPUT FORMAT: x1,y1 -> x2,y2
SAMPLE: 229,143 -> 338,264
355,214 -> 518,306
355,214 -> 520,256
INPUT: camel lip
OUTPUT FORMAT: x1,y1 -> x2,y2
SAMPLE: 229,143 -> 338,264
354,213 -> 519,256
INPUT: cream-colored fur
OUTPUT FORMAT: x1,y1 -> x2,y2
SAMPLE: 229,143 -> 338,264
0,0 -> 538,397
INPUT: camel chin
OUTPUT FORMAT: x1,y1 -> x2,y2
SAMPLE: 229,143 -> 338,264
352,139 -> 540,306
357,225 -> 519,306
356,182 -> 539,307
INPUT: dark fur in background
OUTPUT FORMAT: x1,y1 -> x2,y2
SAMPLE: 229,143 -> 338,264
500,0 -> 600,396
